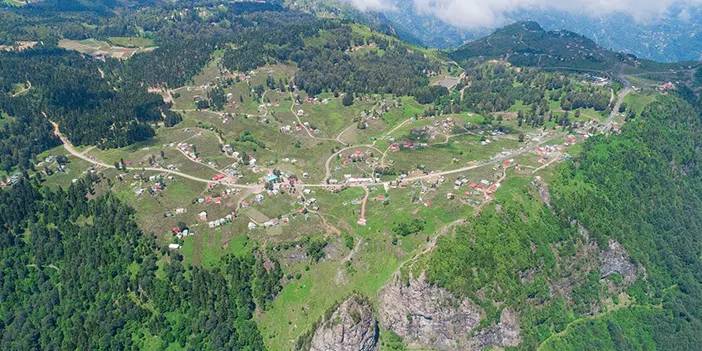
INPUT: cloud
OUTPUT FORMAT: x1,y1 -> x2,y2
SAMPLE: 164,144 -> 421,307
343,0 -> 702,28
413,0 -> 702,28
341,0 -> 395,11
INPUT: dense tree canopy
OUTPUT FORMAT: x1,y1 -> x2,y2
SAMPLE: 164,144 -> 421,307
427,96 -> 702,349
0,176 -> 280,350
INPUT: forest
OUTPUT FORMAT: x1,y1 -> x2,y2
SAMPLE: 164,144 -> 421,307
0,0 -> 441,174
0,175 -> 280,350
0,48 -> 172,173
427,95 -> 702,349
454,63 -> 609,122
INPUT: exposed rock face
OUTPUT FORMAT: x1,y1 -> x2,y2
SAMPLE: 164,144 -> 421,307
467,309 -> 521,350
534,176 -> 551,207
600,240 -> 638,283
378,274 -> 483,350
309,295 -> 379,351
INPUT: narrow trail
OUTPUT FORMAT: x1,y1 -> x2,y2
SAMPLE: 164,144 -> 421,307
288,90 -> 342,144
397,218 -> 466,273
532,153 -> 562,174
11,81 -> 31,97
357,186 -> 369,225
378,117 -> 413,142
173,143 -> 223,174
323,144 -> 384,182
536,304 -> 663,351
342,237 -> 364,263
335,123 -> 356,145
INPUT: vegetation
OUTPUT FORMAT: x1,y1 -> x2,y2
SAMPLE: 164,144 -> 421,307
1,1 -> 700,350
426,96 -> 702,349
449,21 -> 689,74
393,218 -> 425,237
549,96 -> 702,349
0,175 -> 279,350
442,62 -> 609,129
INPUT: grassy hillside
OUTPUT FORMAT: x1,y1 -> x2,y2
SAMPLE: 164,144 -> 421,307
548,96 -> 702,349
426,95 -> 702,349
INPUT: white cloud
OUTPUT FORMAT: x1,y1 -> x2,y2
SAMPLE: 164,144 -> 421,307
342,0 -> 396,11
343,0 -> 702,28
415,0 -> 702,28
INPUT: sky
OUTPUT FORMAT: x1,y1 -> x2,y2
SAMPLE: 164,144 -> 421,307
343,0 -> 702,28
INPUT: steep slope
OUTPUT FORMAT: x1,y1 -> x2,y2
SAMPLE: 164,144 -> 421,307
416,95 -> 702,350
449,21 -> 640,71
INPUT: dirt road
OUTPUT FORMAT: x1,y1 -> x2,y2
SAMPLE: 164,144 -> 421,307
48,118 -> 261,190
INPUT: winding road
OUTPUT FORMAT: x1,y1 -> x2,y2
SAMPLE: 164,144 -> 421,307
48,118 -> 261,190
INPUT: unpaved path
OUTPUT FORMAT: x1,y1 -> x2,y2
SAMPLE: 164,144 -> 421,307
289,90 -> 343,144
47,116 -> 261,190
357,186 -> 369,225
323,144 -> 384,182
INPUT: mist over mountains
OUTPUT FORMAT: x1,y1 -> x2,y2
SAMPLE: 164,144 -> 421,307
327,0 -> 702,62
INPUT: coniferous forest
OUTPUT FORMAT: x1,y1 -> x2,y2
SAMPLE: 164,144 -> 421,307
0,176 -> 281,350
1,1 -> 702,350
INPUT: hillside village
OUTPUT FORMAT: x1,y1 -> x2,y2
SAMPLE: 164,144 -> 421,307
2,2 -> 701,350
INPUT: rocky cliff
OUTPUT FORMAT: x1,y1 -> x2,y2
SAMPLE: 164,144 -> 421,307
309,295 -> 379,351
378,273 -> 483,350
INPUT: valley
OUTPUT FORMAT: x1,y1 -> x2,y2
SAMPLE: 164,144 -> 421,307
1,2 -> 702,351
36,53 -> 662,350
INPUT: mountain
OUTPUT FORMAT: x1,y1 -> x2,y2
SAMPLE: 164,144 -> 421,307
283,0 -> 424,45
379,0 -> 477,49
519,8 -> 702,63
302,1 -> 702,63
449,22 -> 638,71
448,21 -> 698,75
3,1 -> 702,351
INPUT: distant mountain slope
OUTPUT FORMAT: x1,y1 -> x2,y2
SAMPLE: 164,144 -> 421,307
520,9 -> 702,63
448,21 -> 698,75
301,1 -> 702,62
282,0 -> 423,46
449,22 -> 640,71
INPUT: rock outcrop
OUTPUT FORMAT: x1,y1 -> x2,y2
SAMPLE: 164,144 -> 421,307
467,308 -> 521,350
309,295 -> 379,351
378,274 -> 483,350
600,240 -> 638,283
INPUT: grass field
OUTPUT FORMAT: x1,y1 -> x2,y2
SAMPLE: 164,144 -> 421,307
28,50 -> 634,350
623,92 -> 657,115
107,36 -> 156,48
59,38 -> 155,60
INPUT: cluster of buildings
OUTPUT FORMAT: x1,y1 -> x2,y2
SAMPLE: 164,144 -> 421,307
208,213 -> 235,229
263,171 -> 299,195
247,216 -> 291,231
342,149 -> 370,165
280,123 -> 314,135
304,96 -> 330,105
194,187 -> 240,206
196,209 -> 235,229
177,142 -> 199,161
658,81 -> 675,92
132,173 -> 171,197
171,226 -> 192,239
0,41 -> 38,52
164,207 -> 187,218
0,173 -> 22,188
534,145 -> 563,164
